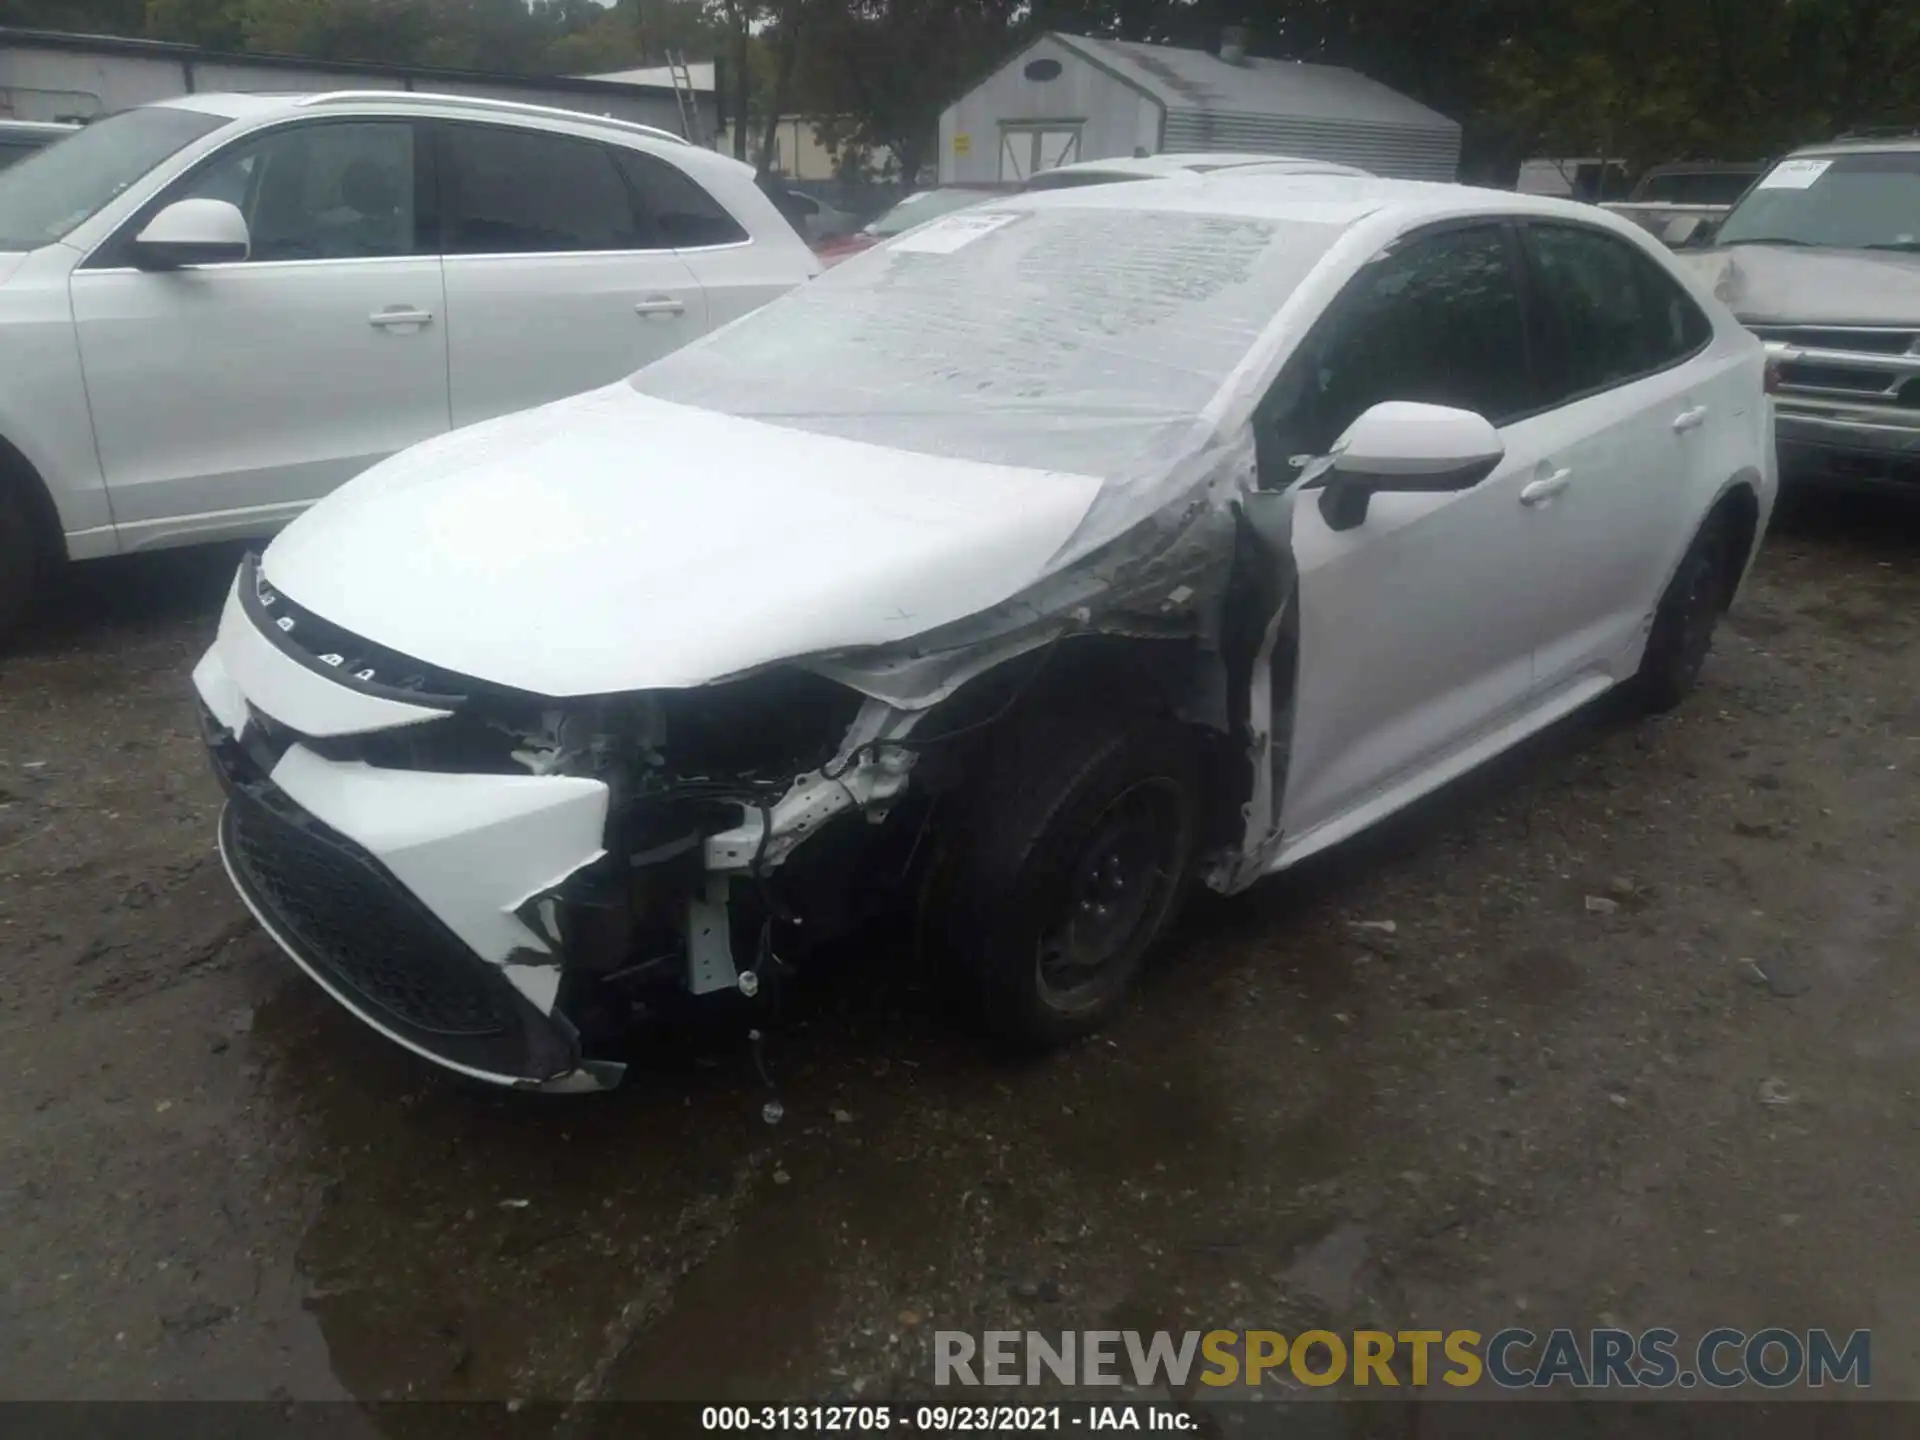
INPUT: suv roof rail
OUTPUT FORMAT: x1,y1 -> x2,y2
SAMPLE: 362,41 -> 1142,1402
292,90 -> 691,145
1831,123 -> 1920,141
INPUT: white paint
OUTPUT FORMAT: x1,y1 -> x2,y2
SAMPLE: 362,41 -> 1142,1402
268,742 -> 608,983
1755,158 -> 1831,190
261,386 -> 1106,697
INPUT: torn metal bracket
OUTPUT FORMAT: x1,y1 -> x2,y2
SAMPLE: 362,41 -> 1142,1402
686,875 -> 739,995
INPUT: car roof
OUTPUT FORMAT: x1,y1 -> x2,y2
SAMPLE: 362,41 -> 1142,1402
1787,134 -> 1920,158
1036,151 -> 1361,180
996,170 -> 1639,232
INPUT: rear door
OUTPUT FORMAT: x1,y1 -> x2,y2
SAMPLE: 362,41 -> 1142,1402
436,121 -> 707,427
1515,220 -> 1721,698
71,117 -> 449,541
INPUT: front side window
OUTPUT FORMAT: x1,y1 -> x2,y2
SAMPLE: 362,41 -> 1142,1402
444,123 -> 638,254
616,149 -> 746,248
170,121 -> 418,262
0,105 -> 224,251
1524,223 -> 1710,402
1715,151 -> 1920,251
1259,224 -> 1530,470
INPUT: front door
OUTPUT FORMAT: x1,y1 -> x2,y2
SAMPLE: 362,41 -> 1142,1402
70,118 -> 449,545
436,121 -> 708,428
998,124 -> 1081,182
1256,223 -> 1545,850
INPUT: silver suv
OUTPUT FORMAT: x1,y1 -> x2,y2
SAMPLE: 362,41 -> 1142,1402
1674,133 -> 1920,490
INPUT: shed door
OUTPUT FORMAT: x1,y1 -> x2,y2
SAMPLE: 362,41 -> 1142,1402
998,123 -> 1081,181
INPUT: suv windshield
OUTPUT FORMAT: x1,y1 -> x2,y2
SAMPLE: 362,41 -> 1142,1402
1716,151 -> 1920,250
0,106 -> 225,251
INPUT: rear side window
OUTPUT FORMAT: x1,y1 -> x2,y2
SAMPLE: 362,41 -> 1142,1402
613,148 -> 747,247
1523,223 -> 1712,403
443,123 -> 639,254
1258,223 -> 1530,470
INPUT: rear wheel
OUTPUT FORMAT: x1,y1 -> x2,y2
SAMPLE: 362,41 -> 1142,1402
920,713 -> 1202,1050
0,484 -> 42,649
1635,507 -> 1734,712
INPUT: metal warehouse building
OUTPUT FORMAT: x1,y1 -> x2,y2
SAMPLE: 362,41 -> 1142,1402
0,26 -> 710,136
939,31 -> 1460,184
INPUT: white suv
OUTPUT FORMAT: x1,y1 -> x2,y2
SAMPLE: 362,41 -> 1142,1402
0,91 -> 819,640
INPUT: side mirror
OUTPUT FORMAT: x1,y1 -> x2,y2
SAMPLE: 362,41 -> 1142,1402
1318,401 -> 1505,532
132,198 -> 249,269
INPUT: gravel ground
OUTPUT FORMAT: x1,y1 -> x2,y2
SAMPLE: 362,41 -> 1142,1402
1,493 -> 1916,1414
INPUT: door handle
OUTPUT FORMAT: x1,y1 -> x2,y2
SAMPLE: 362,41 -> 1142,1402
1520,468 -> 1573,506
634,296 -> 687,318
369,307 -> 433,328
1672,406 -> 1708,434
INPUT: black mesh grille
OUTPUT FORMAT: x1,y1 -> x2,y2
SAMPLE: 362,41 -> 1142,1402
223,790 -> 518,1039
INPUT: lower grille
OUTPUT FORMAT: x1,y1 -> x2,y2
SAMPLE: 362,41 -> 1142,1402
224,790 -> 519,1038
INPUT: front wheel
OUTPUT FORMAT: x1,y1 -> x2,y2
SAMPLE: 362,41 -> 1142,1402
920,714 -> 1202,1050
1635,507 -> 1734,712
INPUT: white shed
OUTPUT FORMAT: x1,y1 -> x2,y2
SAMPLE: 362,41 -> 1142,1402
939,32 -> 1460,185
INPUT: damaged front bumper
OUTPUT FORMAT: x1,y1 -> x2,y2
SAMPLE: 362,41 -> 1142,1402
192,556 -> 925,1092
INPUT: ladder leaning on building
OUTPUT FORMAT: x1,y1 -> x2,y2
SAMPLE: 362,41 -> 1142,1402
665,51 -> 706,147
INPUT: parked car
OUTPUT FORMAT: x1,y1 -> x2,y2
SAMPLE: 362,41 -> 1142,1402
813,183 -> 1015,266
193,173 -> 1774,1092
0,91 -> 819,643
0,119 -> 79,170
818,156 -> 1370,267
1600,161 -> 1764,247
1021,151 -> 1373,191
1671,134 -> 1920,491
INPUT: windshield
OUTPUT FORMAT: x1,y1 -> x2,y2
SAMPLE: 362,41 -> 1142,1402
633,202 -> 1346,478
1716,152 -> 1920,250
1637,170 -> 1757,205
864,188 -> 998,237
0,106 -> 224,251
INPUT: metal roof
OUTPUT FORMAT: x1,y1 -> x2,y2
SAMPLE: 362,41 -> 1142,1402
1052,32 -> 1458,136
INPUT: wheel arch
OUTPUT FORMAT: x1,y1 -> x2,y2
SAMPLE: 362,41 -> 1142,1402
1705,468 -> 1763,609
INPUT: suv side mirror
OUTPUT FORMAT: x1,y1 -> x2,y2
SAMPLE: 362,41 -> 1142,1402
132,198 -> 249,269
1318,401 -> 1505,532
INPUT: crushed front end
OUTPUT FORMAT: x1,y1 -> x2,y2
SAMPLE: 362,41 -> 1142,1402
193,554 -> 917,1091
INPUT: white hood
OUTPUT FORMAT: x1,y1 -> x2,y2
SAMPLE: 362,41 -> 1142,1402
1673,243 -> 1920,326
262,386 -> 1105,698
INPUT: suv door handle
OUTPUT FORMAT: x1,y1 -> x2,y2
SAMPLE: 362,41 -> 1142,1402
1672,406 -> 1708,433
1520,468 -> 1573,506
369,307 -> 433,328
634,296 -> 687,318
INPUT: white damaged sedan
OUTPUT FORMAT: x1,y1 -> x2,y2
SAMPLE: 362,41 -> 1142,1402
192,175 -> 1775,1091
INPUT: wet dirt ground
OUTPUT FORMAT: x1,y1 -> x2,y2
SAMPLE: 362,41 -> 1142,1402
2,493 -> 1917,1417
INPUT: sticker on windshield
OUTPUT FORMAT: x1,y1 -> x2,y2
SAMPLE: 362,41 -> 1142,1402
1756,159 -> 1832,190
891,211 -> 1022,253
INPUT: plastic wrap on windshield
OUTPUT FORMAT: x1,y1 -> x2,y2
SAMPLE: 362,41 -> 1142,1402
631,203 -> 1343,573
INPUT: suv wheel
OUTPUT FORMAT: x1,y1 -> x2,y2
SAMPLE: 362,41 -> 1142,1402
0,485 -> 41,648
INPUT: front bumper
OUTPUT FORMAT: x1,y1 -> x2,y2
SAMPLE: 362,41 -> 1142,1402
1776,403 -> 1920,488
194,570 -> 622,1091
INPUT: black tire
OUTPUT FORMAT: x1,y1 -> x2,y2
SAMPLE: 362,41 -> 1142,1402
1636,506 -> 1735,712
0,483 -> 41,650
919,713 -> 1202,1050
